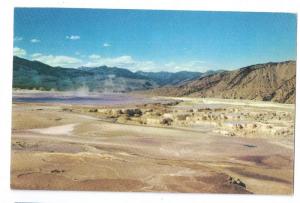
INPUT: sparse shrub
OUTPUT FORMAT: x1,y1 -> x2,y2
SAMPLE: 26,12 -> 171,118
160,118 -> 173,125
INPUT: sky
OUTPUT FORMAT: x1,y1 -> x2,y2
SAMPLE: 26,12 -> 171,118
13,8 -> 297,72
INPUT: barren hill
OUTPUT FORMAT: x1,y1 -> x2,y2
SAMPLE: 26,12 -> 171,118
148,61 -> 296,103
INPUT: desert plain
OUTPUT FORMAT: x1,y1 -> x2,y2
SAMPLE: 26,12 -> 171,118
11,92 -> 295,194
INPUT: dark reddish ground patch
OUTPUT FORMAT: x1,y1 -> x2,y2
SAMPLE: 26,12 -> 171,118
237,154 -> 293,169
238,155 -> 266,166
11,172 -> 147,191
228,167 -> 291,184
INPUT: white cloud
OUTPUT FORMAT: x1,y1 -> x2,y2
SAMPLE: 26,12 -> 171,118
87,55 -> 159,72
15,47 -> 209,72
30,39 -> 41,43
165,62 -> 176,67
186,60 -> 206,66
13,47 -> 27,57
66,35 -> 80,40
84,54 -> 210,72
89,54 -> 101,60
85,55 -> 138,69
31,53 -> 43,58
103,43 -> 111,47
164,60 -> 210,72
31,53 -> 83,68
14,36 -> 23,41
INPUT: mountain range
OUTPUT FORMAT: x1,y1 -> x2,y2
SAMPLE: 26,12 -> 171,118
13,56 -> 296,103
13,56 -> 204,92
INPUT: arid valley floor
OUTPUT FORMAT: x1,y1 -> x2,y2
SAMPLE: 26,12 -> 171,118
11,94 -> 295,194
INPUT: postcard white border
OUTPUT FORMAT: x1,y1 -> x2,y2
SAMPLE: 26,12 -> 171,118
0,0 -> 299,203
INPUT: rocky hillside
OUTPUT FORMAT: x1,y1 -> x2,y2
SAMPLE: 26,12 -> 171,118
148,61 -> 296,104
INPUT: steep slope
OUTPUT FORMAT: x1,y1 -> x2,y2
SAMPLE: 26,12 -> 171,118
13,56 -> 158,92
148,61 -> 296,103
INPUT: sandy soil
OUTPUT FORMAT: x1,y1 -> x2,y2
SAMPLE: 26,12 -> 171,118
11,97 -> 295,194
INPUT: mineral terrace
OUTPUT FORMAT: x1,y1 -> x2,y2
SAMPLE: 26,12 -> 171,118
11,97 -> 294,194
